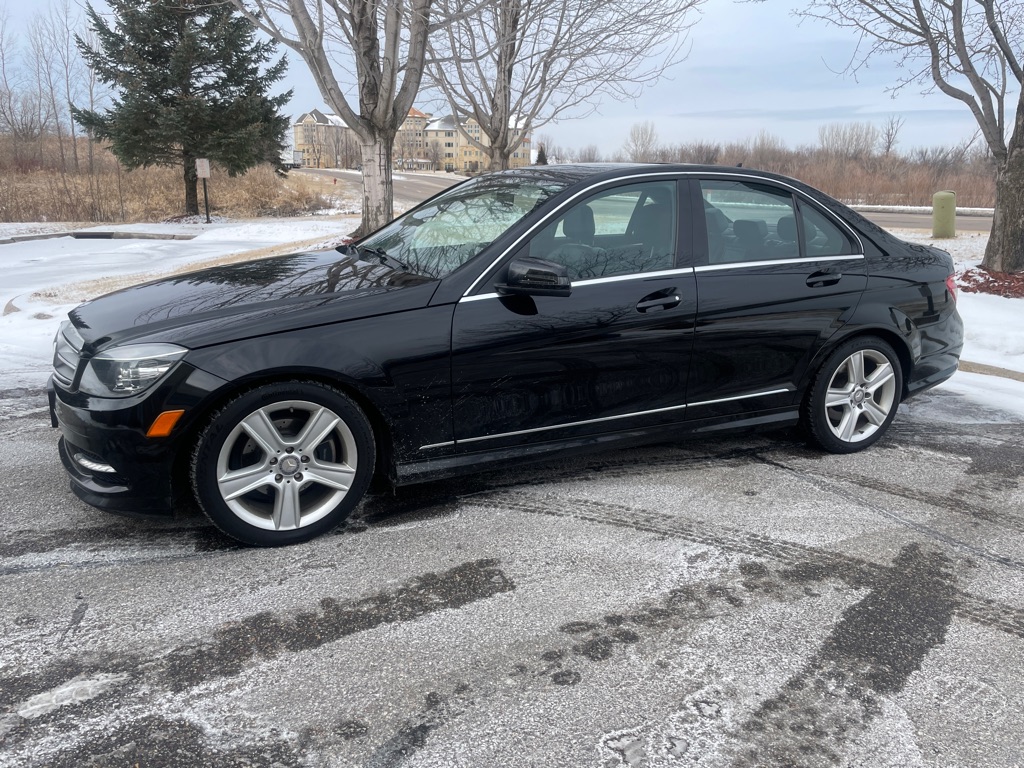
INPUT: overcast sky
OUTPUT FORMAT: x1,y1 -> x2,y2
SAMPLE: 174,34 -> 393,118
7,0 -> 985,156
533,1 -> 982,155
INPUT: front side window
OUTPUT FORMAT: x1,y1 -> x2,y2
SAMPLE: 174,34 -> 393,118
528,181 -> 678,281
360,175 -> 568,279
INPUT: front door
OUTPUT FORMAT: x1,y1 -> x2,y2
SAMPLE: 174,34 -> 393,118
450,179 -> 698,453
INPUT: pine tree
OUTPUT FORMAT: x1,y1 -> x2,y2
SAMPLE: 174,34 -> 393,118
536,143 -> 548,166
73,0 -> 291,216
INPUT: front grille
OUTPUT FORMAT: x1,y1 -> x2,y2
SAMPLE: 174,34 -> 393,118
52,322 -> 84,389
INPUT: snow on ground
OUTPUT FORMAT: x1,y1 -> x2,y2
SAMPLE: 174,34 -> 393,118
0,216 -> 1021,421
0,216 -> 358,389
0,223 -> 85,238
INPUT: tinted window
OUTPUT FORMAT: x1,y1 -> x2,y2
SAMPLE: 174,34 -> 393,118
800,201 -> 855,257
529,182 -> 677,281
700,179 -> 799,264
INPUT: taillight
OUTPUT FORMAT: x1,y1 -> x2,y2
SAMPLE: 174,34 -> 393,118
945,274 -> 958,303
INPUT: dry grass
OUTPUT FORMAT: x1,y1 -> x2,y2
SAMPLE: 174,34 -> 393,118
0,138 -> 353,222
664,137 -> 997,208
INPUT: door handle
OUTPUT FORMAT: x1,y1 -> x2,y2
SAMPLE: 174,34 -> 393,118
806,269 -> 842,288
636,289 -> 680,313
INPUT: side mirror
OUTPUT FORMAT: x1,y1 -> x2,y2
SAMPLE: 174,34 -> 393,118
495,257 -> 571,298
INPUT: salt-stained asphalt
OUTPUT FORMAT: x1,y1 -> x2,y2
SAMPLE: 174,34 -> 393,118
0,382 -> 1022,767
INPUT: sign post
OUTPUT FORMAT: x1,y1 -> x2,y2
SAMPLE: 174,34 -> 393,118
195,158 -> 212,223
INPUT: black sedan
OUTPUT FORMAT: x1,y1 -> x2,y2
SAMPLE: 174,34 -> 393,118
49,164 -> 963,545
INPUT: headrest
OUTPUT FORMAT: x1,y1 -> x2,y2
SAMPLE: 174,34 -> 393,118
562,204 -> 596,244
777,215 -> 797,241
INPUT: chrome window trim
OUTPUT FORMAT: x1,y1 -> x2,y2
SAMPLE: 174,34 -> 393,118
696,171 -> 866,255
418,386 -> 791,451
459,266 -> 696,303
461,169 -> 866,298
463,171 -> 686,297
694,254 -> 865,273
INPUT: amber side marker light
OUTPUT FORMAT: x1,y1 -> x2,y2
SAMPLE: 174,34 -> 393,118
147,410 -> 185,438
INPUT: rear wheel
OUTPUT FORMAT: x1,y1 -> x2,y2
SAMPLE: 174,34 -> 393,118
191,382 -> 375,546
804,337 -> 903,454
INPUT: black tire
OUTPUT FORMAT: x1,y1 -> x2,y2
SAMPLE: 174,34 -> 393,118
190,381 -> 375,546
803,336 -> 903,454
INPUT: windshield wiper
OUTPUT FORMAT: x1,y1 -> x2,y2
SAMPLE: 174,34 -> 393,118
335,243 -> 410,272
359,245 -> 409,272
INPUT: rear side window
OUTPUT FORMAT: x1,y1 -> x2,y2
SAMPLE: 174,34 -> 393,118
799,201 -> 856,257
700,180 -> 799,264
700,179 -> 857,263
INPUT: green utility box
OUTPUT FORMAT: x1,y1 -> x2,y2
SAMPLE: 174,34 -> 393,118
933,190 -> 956,238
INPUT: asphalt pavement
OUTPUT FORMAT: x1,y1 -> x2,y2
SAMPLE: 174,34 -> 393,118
1,381 -> 1022,767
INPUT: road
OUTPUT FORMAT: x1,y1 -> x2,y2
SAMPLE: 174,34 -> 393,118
298,168 -> 995,234
859,209 -> 992,233
296,168 -> 460,208
1,382 -> 1022,766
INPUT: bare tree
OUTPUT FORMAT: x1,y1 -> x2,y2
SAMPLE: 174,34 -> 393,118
576,144 -> 602,163
818,122 -> 879,160
38,0 -> 85,173
326,125 -> 359,169
306,124 -> 326,169
879,114 -> 905,157
394,128 -> 416,169
426,137 -> 442,170
676,140 -> 720,165
232,0 -> 437,235
0,11 -> 55,171
796,0 -> 1024,272
427,0 -> 703,171
623,121 -> 659,162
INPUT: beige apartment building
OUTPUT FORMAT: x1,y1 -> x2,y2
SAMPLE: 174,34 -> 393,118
292,108 -> 532,172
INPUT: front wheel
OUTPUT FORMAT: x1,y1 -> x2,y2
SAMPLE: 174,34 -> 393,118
191,382 -> 375,546
803,337 -> 903,454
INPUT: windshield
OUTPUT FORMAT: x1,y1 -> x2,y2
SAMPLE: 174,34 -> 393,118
359,174 -> 568,279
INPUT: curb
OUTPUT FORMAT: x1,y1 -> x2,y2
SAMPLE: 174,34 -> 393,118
71,231 -> 196,241
0,231 -> 197,245
959,361 -> 1024,383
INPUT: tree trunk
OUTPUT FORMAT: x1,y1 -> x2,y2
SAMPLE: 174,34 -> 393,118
982,88 -> 1024,273
183,156 -> 199,216
983,132 -> 1024,272
356,134 -> 395,237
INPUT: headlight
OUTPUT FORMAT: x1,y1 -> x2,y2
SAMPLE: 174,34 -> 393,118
78,344 -> 188,397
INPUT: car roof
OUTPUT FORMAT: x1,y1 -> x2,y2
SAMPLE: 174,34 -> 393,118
495,163 -> 809,190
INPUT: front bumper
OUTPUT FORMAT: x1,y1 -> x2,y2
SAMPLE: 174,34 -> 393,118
48,364 -> 228,515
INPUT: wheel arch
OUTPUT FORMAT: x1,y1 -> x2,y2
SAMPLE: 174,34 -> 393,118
170,369 -> 397,502
804,326 -> 914,405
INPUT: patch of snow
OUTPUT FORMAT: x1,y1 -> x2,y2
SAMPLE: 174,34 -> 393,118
0,216 -> 358,389
16,674 -> 129,719
0,223 -> 77,238
933,371 -> 1024,421
852,205 -> 994,216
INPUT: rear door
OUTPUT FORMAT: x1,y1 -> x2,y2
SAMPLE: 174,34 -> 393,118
686,176 -> 868,421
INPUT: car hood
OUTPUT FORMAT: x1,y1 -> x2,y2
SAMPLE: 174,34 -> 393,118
69,248 -> 439,351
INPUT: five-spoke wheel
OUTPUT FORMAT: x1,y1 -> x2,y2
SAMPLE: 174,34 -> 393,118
804,337 -> 903,453
192,383 -> 374,546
